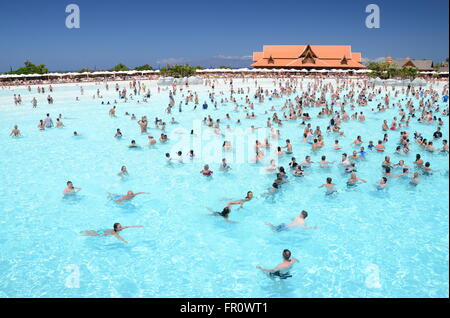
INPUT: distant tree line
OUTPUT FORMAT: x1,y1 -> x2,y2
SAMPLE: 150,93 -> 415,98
159,64 -> 203,77
367,62 -> 418,79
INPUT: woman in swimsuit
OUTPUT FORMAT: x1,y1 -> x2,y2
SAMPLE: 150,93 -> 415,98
80,223 -> 143,244
118,166 -> 128,178
108,191 -> 148,203
227,191 -> 253,209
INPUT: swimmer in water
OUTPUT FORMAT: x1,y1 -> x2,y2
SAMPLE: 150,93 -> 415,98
206,206 -> 237,224
108,191 -> 148,203
319,177 -> 336,195
319,156 -> 334,168
200,164 -> 213,176
128,140 -> 139,148
347,173 -> 367,187
265,210 -> 317,232
219,158 -> 231,171
376,177 -> 388,190
118,166 -> 128,178
115,129 -> 122,138
80,223 -> 143,244
10,125 -> 21,137
227,191 -> 253,209
410,172 -> 420,186
64,181 -> 81,194
148,136 -> 156,145
256,249 -> 298,279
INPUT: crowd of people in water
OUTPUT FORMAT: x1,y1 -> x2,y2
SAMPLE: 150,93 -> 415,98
6,75 -> 449,278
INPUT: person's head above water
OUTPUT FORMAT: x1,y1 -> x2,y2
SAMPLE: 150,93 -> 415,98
220,207 -> 230,217
300,210 -> 308,218
113,223 -> 123,232
127,190 -> 134,196
282,249 -> 292,261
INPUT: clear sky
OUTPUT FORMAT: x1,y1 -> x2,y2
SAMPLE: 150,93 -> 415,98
0,0 -> 448,72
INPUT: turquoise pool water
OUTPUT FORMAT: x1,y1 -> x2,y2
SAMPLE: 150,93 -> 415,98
0,78 -> 448,297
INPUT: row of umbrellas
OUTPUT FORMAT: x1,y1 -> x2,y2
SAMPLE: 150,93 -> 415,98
1,68 -> 448,79
0,70 -> 160,78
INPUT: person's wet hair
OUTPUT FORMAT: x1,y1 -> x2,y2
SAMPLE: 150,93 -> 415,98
282,249 -> 291,260
219,207 -> 230,217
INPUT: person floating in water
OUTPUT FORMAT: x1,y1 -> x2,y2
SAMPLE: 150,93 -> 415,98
265,210 -> 317,232
108,191 -> 148,203
80,223 -> 143,244
64,181 -> 81,194
256,249 -> 298,279
206,206 -> 237,224
227,191 -> 253,209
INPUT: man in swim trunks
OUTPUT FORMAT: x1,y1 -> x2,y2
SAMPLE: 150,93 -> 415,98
256,249 -> 298,279
64,181 -> 81,194
44,113 -> 53,128
80,223 -> 143,243
265,210 -> 316,232
319,177 -> 337,195
108,191 -> 148,203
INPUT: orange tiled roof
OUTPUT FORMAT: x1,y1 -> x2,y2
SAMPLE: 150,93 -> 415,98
252,44 -> 365,69
253,52 -> 263,62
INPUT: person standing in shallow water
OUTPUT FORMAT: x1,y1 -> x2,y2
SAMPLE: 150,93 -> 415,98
10,125 -> 21,137
64,181 -> 81,194
256,249 -> 298,279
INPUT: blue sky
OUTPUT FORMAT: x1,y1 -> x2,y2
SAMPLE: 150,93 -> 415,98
0,0 -> 448,72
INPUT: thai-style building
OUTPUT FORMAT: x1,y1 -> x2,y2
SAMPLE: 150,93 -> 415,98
385,56 -> 434,71
251,44 -> 365,69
